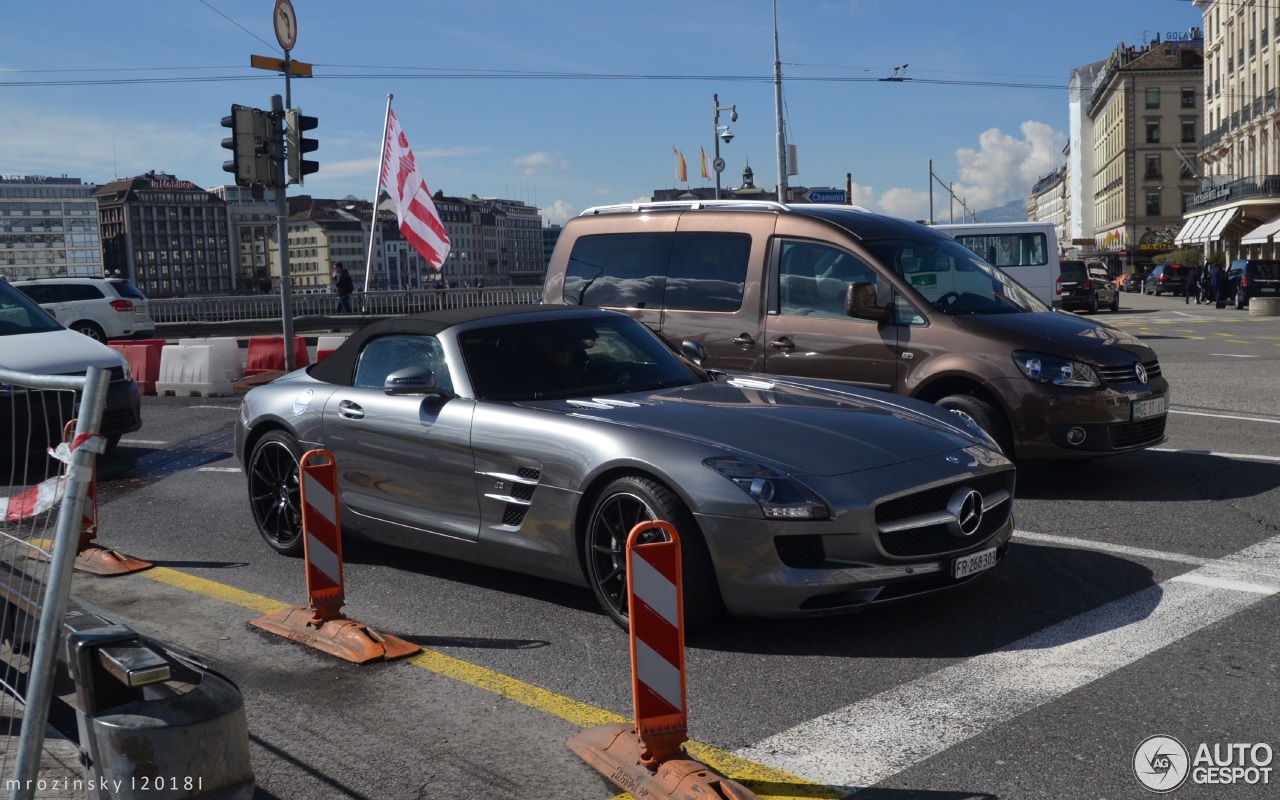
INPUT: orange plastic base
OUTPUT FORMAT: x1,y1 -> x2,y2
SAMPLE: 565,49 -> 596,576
249,605 -> 421,664
566,723 -> 759,800
67,544 -> 153,576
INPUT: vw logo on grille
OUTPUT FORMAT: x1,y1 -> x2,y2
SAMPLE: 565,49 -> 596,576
946,488 -> 985,538
1134,362 -> 1148,384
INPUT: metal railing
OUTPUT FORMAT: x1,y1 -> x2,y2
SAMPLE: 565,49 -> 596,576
1,366 -> 108,799
147,286 -> 543,325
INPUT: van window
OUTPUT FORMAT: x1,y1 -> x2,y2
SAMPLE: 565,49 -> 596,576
562,231 -> 749,312
777,240 -> 879,319
953,233 -> 1049,268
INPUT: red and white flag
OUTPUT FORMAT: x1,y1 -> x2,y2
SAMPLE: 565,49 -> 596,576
380,108 -> 451,270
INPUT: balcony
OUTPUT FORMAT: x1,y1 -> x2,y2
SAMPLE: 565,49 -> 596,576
1187,174 -> 1280,212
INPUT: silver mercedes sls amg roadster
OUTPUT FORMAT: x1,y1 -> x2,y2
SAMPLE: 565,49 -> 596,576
235,305 -> 1014,628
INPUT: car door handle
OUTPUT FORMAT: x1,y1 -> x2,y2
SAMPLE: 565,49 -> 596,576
768,336 -> 796,353
731,333 -> 756,350
338,400 -> 364,419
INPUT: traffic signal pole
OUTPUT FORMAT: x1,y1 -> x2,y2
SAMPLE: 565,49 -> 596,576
271,93 -> 297,372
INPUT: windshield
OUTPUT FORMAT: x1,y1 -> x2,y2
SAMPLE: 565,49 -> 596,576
862,237 -> 1049,314
460,315 -> 704,401
0,280 -> 63,336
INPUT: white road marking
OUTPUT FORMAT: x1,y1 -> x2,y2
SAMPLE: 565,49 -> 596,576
196,467 -> 241,473
1209,353 -> 1257,358
735,534 -> 1280,791
1168,409 -> 1280,425
1150,447 -> 1280,463
1013,530 -> 1209,566
192,405 -> 240,410
120,439 -> 169,446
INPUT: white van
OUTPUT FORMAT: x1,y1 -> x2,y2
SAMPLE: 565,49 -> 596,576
931,221 -> 1059,307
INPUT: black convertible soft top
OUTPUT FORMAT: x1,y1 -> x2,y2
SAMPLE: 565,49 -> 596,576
308,304 -> 621,385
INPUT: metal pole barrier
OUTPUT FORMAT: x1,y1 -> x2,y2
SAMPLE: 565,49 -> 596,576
10,366 -> 109,799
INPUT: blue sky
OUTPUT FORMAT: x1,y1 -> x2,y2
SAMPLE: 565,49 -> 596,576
1,1 -> 1203,224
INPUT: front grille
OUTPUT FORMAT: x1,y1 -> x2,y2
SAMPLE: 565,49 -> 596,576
775,535 -> 825,568
1110,416 -> 1166,449
874,474 -> 1012,558
1097,359 -> 1161,385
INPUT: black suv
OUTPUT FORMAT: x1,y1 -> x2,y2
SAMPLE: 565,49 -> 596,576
1146,264 -> 1190,296
1226,259 -> 1280,308
1058,260 -> 1119,313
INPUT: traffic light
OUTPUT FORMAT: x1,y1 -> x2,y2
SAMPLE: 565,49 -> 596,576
221,105 -> 259,186
286,109 -> 319,185
221,104 -> 273,187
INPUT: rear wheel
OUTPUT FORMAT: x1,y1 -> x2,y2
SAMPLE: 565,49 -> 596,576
72,321 -> 106,342
1110,291 -> 1121,312
247,430 -> 304,556
936,393 -> 1014,459
1088,294 -> 1099,314
583,475 -> 723,631
1236,290 -> 1246,310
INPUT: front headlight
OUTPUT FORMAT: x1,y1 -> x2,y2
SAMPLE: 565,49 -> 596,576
704,457 -> 829,520
1012,350 -> 1099,388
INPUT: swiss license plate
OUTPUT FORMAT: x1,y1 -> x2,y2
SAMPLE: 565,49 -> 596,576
954,547 -> 999,579
1262,287 -> 1277,294
1132,396 -> 1167,421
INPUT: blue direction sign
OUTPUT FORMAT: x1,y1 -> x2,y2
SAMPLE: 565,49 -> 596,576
805,189 -> 847,203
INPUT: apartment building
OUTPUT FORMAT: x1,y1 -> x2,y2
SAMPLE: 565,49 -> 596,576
0,175 -> 104,281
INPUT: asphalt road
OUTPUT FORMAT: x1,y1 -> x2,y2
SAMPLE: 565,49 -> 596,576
64,291 -> 1280,799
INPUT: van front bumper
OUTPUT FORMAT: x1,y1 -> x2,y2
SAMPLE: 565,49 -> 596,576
992,376 -> 1169,460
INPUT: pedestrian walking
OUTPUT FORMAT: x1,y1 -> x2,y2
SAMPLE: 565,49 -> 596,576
1185,267 -> 1202,304
1208,263 -> 1226,308
332,262 -> 354,314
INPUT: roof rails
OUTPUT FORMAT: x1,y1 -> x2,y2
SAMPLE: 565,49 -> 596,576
579,199 -> 793,216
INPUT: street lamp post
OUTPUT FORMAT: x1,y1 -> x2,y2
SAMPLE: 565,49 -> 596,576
712,93 -> 737,200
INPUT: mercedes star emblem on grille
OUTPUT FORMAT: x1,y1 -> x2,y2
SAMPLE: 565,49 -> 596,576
946,488 -> 984,538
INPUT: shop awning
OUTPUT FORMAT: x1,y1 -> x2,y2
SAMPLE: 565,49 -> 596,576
1205,208 -> 1240,242
1240,214 -> 1280,245
1174,210 -> 1220,245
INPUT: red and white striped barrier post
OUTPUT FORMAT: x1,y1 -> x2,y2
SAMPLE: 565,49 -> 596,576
251,449 -> 419,664
62,420 -> 151,576
566,520 -> 758,800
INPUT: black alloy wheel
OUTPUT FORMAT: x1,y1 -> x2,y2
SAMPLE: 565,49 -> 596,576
584,475 -> 722,631
247,430 -> 305,555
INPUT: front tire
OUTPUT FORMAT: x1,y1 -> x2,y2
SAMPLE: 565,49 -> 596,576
937,393 -> 1015,459
583,475 -> 723,631
247,430 -> 304,555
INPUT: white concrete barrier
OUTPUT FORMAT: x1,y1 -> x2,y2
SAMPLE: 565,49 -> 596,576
155,345 -> 234,397
180,336 -> 244,380
1248,296 -> 1280,316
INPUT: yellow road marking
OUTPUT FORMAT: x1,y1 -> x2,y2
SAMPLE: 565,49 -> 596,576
140,567 -> 841,799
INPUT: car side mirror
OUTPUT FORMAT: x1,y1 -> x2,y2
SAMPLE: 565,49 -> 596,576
384,366 -> 452,398
681,339 -> 708,366
845,281 -> 891,324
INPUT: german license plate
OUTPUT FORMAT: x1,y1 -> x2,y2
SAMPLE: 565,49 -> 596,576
954,547 -> 999,579
1131,396 -> 1167,421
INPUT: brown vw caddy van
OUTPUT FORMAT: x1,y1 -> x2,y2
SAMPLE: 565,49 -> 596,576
542,201 -> 1169,461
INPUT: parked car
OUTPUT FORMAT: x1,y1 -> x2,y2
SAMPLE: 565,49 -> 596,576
0,278 -> 143,455
1145,265 -> 1190,297
1121,272 -> 1145,292
11,276 -> 155,342
1058,260 -> 1120,313
1226,259 -> 1280,309
542,201 -> 1170,461
235,305 -> 1015,628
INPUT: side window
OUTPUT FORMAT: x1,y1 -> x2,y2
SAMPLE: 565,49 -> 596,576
665,233 -> 750,311
562,233 -> 671,309
1088,266 -> 1109,284
777,240 -> 880,319
18,286 -> 52,303
353,334 -> 453,393
68,284 -> 104,301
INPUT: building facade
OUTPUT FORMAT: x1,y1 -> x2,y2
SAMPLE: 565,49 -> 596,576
211,184 -> 279,293
1186,0 -> 1280,258
94,172 -> 232,297
1029,166 -> 1068,249
1087,37 -> 1204,271
0,175 -> 104,281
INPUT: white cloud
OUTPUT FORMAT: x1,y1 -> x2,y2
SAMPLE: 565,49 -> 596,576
877,187 -> 932,221
546,200 -> 577,224
952,121 -> 1066,212
513,151 -> 570,176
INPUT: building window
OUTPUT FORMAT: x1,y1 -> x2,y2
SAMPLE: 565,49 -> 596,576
1145,191 -> 1162,217
1146,87 -> 1161,108
1146,119 -> 1161,144
1145,154 -> 1162,179
1182,87 -> 1196,108
1182,119 -> 1197,143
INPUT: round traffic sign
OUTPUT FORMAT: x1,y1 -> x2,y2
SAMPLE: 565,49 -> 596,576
274,0 -> 298,51
713,157 -> 726,174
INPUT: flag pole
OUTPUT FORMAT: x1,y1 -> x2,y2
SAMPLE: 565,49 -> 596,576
363,93 -> 394,294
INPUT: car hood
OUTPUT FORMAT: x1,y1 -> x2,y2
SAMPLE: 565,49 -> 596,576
527,377 -> 992,476
0,329 -> 126,374
950,310 -> 1154,364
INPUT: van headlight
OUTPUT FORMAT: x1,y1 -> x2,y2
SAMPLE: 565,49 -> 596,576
1012,350 -> 1100,388
704,457 -> 829,519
